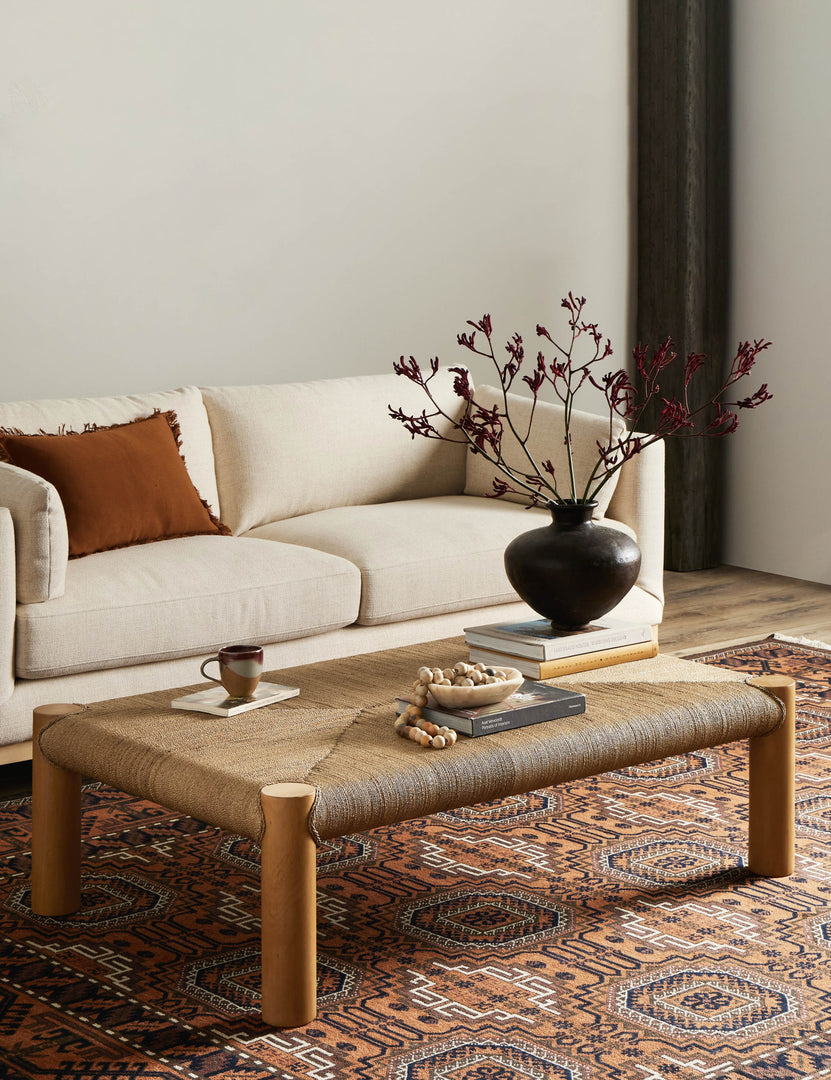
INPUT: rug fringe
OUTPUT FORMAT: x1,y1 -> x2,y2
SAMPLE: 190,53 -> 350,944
771,632 -> 831,649
674,631 -> 831,657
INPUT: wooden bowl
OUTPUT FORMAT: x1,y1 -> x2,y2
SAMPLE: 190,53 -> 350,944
428,669 -> 524,709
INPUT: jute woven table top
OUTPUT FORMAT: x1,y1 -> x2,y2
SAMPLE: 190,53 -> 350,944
37,637 -> 784,843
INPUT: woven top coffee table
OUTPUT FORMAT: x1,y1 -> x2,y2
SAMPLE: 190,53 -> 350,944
29,637 -> 794,1028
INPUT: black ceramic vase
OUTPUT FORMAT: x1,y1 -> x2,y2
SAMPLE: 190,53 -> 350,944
504,501 -> 641,630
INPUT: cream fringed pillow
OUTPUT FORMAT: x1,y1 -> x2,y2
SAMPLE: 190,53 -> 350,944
463,386 -> 627,518
0,411 -> 230,559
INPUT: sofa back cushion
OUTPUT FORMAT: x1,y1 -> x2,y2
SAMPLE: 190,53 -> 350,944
463,386 -> 626,518
201,369 -> 468,534
0,385 -> 220,516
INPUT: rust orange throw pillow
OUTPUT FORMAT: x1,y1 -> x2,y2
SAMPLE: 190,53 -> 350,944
0,411 -> 230,557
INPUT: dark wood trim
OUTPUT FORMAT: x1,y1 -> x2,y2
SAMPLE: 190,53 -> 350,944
636,0 -> 730,571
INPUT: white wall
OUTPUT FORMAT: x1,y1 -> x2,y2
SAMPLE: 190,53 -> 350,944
1,1 -> 631,404
726,1 -> 831,585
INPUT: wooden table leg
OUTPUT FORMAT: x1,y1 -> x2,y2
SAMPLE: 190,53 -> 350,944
31,704 -> 86,916
259,782 -> 317,1027
747,675 -> 796,878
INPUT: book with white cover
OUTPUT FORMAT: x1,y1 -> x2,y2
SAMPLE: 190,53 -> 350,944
171,681 -> 299,717
463,616 -> 654,661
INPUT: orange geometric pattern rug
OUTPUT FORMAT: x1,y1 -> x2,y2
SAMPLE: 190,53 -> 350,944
2,635 -> 831,1079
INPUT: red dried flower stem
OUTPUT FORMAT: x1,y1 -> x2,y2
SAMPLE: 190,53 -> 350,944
457,318 -> 556,498
391,296 -> 772,508
391,359 -> 548,502
534,293 -> 611,501
586,338 -> 772,496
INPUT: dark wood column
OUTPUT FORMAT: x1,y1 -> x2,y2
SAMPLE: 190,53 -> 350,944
636,0 -> 730,571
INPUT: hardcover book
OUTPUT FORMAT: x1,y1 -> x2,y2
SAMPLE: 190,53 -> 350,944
171,681 -> 300,717
395,680 -> 586,737
468,629 -> 659,679
463,616 -> 654,661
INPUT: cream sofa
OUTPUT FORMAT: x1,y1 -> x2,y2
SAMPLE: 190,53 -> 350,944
0,370 -> 664,761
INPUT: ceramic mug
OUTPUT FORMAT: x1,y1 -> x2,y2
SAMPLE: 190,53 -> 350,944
200,644 -> 264,699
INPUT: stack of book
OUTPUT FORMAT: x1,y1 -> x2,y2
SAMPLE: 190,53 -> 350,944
463,617 -> 658,679
396,680 -> 586,737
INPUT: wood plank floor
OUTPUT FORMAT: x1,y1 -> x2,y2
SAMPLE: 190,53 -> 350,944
1,564 -> 829,799
656,564 -> 831,654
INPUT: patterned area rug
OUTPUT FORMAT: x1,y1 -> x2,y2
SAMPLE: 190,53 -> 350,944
3,635 -> 831,1079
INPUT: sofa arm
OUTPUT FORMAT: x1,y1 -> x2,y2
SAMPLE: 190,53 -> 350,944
0,461 -> 67,603
0,508 -> 15,703
604,439 -> 665,610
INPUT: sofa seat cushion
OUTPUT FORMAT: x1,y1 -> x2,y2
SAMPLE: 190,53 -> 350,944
244,496 -> 557,626
15,535 -> 361,679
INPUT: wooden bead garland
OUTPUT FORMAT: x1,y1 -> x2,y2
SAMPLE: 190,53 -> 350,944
394,661 -> 511,749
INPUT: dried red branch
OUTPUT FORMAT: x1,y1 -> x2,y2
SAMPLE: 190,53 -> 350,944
389,296 -> 772,507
